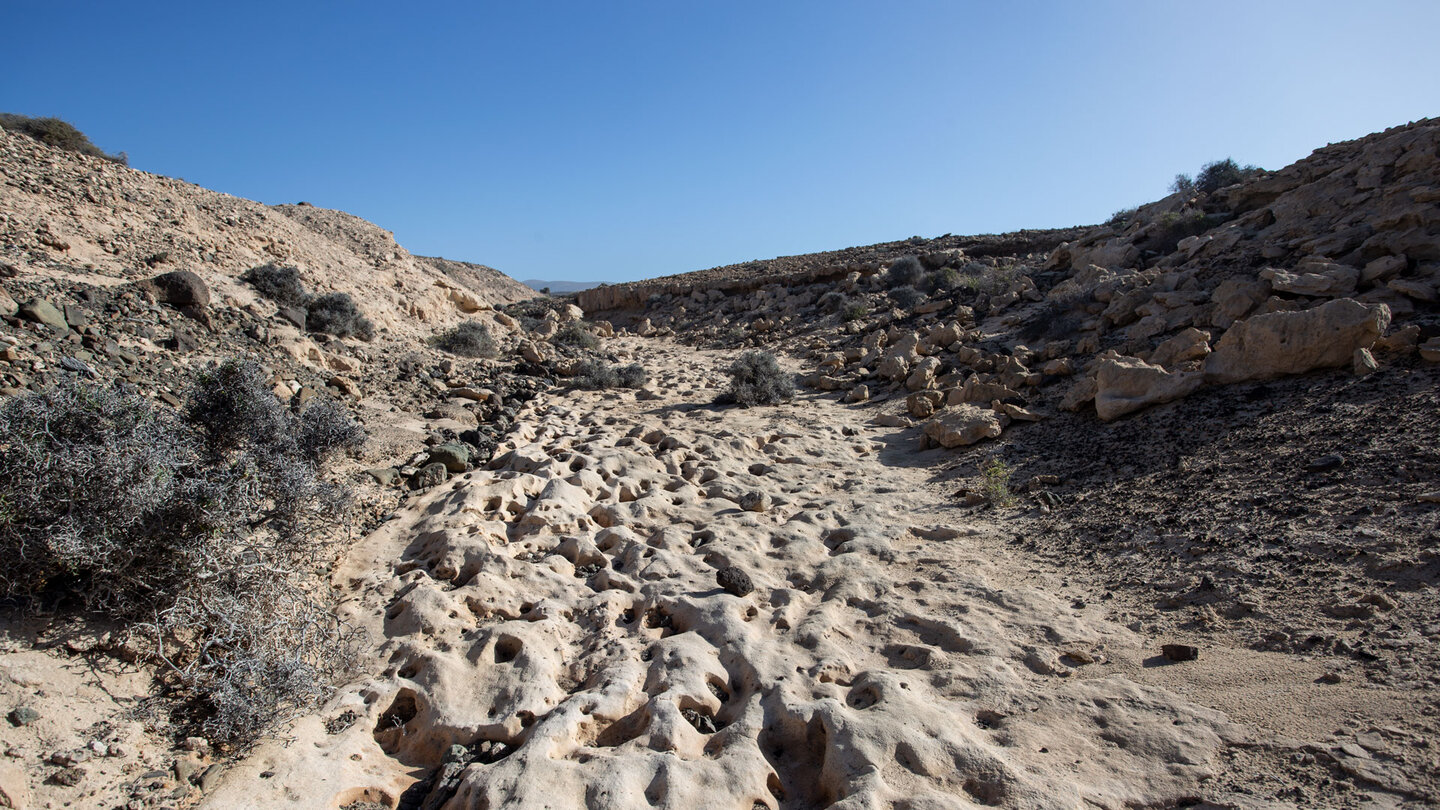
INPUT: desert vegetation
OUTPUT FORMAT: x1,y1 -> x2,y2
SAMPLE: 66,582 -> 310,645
0,112 -> 127,164
433,320 -> 498,358
0,360 -> 363,747
722,350 -> 794,406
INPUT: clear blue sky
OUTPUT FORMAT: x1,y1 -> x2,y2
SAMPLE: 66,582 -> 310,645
5,2 -> 1437,283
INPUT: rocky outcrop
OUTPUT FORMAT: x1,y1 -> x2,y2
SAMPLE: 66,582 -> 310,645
1204,299 -> 1391,384
1094,356 -> 1205,421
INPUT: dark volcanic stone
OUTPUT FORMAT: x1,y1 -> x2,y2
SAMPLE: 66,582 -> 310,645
716,566 -> 754,597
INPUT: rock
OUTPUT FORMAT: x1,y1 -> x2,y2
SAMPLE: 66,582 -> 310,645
0,287 -> 15,319
1306,454 -> 1345,472
328,375 -> 363,399
410,462 -> 449,490
277,305 -> 308,329
1362,255 -> 1407,284
1059,376 -> 1098,412
1422,337 -> 1440,363
1260,263 -> 1359,298
1417,491 -> 1440,504
737,492 -> 771,513
427,442 -> 471,473
139,270 -> 210,314
716,566 -> 754,597
1161,644 -> 1199,662
1204,299 -> 1391,384
1352,347 -> 1378,375
450,387 -> 492,403
904,357 -> 940,391
18,299 -> 67,331
906,390 -> 944,419
1388,277 -> 1437,302
1148,328 -> 1211,369
366,467 -> 400,486
923,405 -> 1003,448
1093,356 -> 1203,421
844,384 -> 870,403
7,706 -> 39,727
875,355 -> 909,381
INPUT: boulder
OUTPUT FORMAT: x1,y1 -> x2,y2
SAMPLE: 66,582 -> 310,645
1259,264 -> 1358,298
140,269 -> 211,309
923,405 -> 1003,448
904,357 -> 941,391
1204,299 -> 1391,384
0,287 -> 16,318
1209,279 -> 1269,329
17,298 -> 66,331
875,355 -> 910,381
427,442 -> 472,473
1149,328 -> 1211,369
906,390 -> 944,419
1094,356 -> 1203,421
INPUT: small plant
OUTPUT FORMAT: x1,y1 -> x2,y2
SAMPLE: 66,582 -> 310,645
956,262 -> 1018,297
433,320 -> 497,358
573,359 -> 620,389
242,263 -> 310,307
841,301 -> 868,322
889,285 -> 926,310
978,459 -> 1017,507
1107,208 -> 1138,227
924,266 -> 962,294
0,113 -> 126,164
574,360 -> 648,390
553,321 -> 599,350
617,363 -> 649,388
723,350 -> 794,407
306,292 -> 375,340
884,256 -> 926,288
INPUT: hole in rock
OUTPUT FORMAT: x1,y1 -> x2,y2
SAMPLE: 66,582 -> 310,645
494,636 -> 523,664
975,710 -> 1006,730
373,689 -> 420,753
682,707 -> 718,734
758,715 -> 833,809
397,661 -> 423,680
517,710 -> 536,728
847,685 -> 880,710
962,776 -> 1007,806
594,705 -> 651,748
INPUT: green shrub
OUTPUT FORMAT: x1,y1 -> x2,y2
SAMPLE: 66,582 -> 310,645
617,363 -> 649,388
553,321 -> 599,350
242,263 -> 309,307
723,350 -> 794,407
842,301 -> 868,322
0,113 -> 126,164
884,256 -> 926,288
433,320 -> 497,358
1172,158 -> 1261,196
1196,158 -> 1259,193
979,459 -> 1017,507
306,292 -> 375,340
0,362 -> 364,747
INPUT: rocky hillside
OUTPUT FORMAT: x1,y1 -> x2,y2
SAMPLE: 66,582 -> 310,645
2,117 -> 1438,810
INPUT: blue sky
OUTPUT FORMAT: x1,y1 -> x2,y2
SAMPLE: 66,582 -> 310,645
4,2 -> 1437,283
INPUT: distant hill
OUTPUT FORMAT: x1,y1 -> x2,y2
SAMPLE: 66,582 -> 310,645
523,279 -> 607,294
